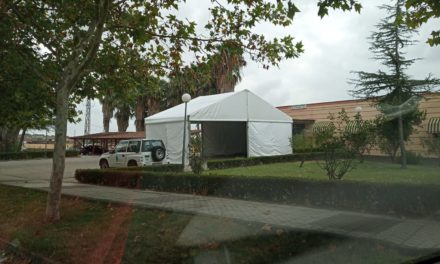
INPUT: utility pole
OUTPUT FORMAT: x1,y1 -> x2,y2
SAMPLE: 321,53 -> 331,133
84,99 -> 91,135
45,129 -> 48,158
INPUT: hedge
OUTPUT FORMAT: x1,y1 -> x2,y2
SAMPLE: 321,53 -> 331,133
207,152 -> 323,170
102,153 -> 323,172
75,169 -> 440,217
112,164 -> 183,172
0,150 -> 80,160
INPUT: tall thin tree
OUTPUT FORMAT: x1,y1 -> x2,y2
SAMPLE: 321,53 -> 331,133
350,0 -> 439,168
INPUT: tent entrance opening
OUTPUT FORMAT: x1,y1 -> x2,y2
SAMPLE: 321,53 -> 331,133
201,121 -> 247,158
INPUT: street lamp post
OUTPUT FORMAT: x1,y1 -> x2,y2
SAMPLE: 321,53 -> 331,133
181,93 -> 191,166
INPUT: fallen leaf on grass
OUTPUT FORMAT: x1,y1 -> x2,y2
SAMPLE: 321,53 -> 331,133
158,213 -> 167,220
276,229 -> 284,235
261,224 -> 272,231
328,244 -> 337,252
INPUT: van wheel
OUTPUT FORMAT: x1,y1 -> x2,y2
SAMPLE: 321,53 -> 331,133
100,160 -> 109,169
128,160 -> 137,167
152,146 -> 166,162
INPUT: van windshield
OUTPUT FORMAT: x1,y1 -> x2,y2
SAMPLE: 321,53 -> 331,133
142,140 -> 163,152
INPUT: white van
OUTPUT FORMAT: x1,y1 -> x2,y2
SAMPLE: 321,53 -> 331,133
99,139 -> 168,168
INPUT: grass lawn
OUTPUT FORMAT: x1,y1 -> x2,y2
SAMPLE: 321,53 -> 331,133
0,184 -> 430,263
207,161 -> 440,185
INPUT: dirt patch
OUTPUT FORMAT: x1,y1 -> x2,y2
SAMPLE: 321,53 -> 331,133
74,205 -> 134,264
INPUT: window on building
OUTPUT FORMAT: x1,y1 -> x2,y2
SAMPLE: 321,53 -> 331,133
293,123 -> 306,135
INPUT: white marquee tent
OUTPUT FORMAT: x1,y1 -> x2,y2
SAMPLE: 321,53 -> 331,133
145,90 -> 293,164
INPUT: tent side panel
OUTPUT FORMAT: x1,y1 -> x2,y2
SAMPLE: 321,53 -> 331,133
146,121 -> 188,164
202,122 -> 247,157
248,122 -> 292,157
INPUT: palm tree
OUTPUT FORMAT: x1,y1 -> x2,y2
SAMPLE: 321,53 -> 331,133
210,41 -> 246,93
134,78 -> 167,131
134,95 -> 145,132
138,41 -> 246,125
101,99 -> 114,133
115,104 -> 131,132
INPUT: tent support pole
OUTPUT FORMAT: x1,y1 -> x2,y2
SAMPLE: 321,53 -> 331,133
181,102 -> 189,165
201,122 -> 204,159
246,122 -> 249,158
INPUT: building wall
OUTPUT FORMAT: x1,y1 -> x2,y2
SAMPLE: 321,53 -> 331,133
278,93 -> 440,157
25,142 -> 74,150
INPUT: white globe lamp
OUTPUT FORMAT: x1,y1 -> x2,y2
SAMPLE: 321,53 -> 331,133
182,93 -> 191,103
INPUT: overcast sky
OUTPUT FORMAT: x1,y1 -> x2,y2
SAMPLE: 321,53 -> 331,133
65,0 -> 440,136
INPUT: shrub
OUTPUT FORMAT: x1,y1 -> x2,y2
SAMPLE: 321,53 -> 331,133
290,134 -> 315,167
423,135 -> 440,166
319,143 -> 355,180
190,156 -> 204,174
75,169 -> 440,217
291,134 -> 315,152
374,110 -> 426,163
313,110 -> 376,179
112,164 -> 183,172
397,151 -> 422,165
206,153 -> 323,170
314,110 -> 356,180
189,132 -> 204,174
75,169 -> 142,188
345,113 -> 376,162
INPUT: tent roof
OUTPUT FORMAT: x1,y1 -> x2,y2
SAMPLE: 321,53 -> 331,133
145,90 -> 292,124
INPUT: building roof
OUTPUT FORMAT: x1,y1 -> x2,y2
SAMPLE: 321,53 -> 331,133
277,98 -> 367,110
69,131 -> 145,140
277,92 -> 440,110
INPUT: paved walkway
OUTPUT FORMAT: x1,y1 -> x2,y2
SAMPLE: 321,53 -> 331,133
1,177 -> 439,250
0,156 -> 99,182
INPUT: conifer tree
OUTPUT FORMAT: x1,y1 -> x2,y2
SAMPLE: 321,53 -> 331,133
350,0 -> 439,168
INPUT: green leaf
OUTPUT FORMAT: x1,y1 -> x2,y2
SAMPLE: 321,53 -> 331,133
287,1 -> 300,19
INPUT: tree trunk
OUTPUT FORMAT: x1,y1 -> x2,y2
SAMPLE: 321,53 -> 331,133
116,117 -> 129,132
216,76 -> 235,94
398,115 -> 407,169
135,96 -> 145,132
45,0 -> 110,222
102,101 -> 113,133
147,98 -> 161,116
17,128 -> 27,152
46,84 -> 69,222
115,106 -> 130,132
0,126 -> 20,152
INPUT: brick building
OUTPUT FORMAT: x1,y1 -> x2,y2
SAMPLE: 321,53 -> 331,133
277,93 -> 440,157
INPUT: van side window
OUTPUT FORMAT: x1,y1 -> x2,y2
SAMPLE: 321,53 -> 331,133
115,141 -> 128,153
127,141 -> 141,152
142,140 -> 164,152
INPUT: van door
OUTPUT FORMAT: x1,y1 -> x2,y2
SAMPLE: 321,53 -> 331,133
126,140 -> 141,165
114,141 -> 128,167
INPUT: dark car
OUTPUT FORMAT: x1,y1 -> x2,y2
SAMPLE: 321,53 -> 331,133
80,144 -> 106,155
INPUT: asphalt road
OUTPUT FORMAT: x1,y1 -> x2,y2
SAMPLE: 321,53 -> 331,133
0,156 -> 99,183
